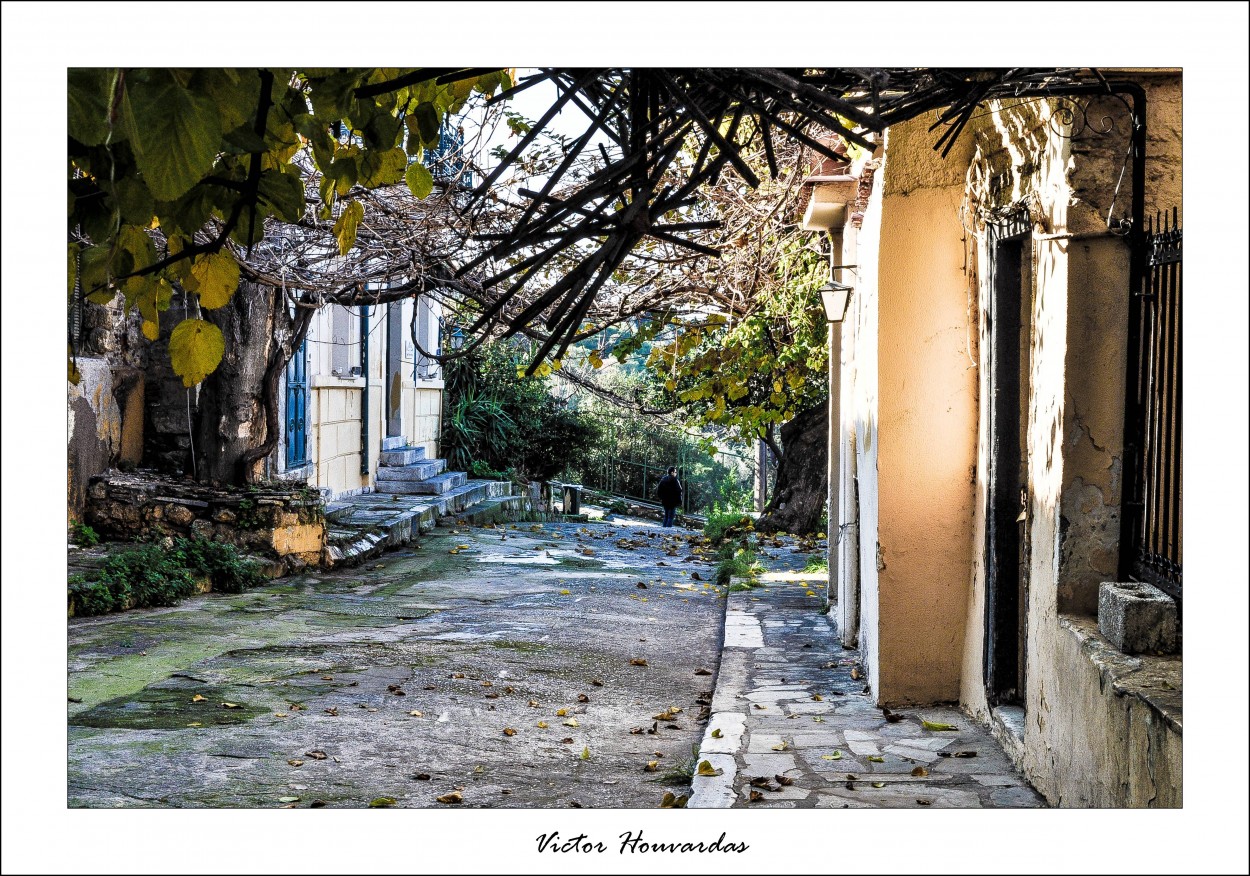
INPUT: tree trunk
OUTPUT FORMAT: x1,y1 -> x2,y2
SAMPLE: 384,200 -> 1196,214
194,282 -> 294,485
756,403 -> 828,534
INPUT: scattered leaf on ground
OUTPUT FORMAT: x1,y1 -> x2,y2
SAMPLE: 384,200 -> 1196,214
435,791 -> 462,805
694,668 -> 712,676
561,737 -> 574,744
590,679 -> 604,687
711,728 -> 723,738
821,751 -> 843,760
555,708 -> 568,717
577,694 -> 590,703
408,710 -> 423,717
537,721 -> 549,729
922,720 -> 959,731
659,792 -> 688,808
287,759 -> 303,767
528,700 -> 540,708
851,667 -> 862,680
310,800 -> 326,808
775,774 -> 794,786
917,799 -> 932,805
644,761 -> 659,772
323,707 -> 338,716
563,718 -> 580,727
221,702 -> 241,709
629,658 -> 648,667
867,755 -> 885,763
278,796 -> 300,803
305,750 -> 327,760
274,712 -> 289,718
580,747 -> 590,760
191,694 -> 207,703
911,766 -> 929,777
771,742 -> 788,751
696,760 -> 723,777
749,790 -> 764,802
872,782 -> 886,789
502,728 -> 516,737
653,709 -> 679,721
559,589 -> 571,596
414,773 -> 431,780
369,797 -> 397,807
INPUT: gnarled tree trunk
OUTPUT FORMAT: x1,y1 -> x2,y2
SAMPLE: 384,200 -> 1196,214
194,282 -> 297,485
756,403 -> 828,534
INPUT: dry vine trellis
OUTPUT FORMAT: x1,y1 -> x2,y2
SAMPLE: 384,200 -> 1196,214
228,67 -> 1114,370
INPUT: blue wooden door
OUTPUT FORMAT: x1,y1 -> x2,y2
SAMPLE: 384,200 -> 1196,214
285,339 -> 308,468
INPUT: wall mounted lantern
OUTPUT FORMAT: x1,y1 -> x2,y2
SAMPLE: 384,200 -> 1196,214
818,279 -> 854,324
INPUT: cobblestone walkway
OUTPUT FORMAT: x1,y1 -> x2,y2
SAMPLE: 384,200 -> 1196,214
690,577 -> 1044,808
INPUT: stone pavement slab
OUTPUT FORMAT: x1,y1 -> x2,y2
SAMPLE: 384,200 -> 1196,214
690,577 -> 1044,809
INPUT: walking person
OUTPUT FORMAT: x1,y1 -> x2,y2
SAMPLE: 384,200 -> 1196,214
655,466 -> 683,528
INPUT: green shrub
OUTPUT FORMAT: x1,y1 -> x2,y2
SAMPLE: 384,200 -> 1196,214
70,522 -> 99,547
606,499 -> 629,516
68,537 -> 264,616
715,545 -> 762,586
703,510 -> 754,546
173,537 -> 266,594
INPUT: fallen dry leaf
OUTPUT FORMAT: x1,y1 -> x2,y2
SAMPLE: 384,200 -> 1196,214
696,760 -> 723,777
867,755 -> 885,763
191,694 -> 207,703
555,708 -> 568,717
694,668 -> 712,676
581,747 -> 590,760
561,737 -> 574,744
528,700 -> 540,708
659,792 -> 688,809
821,751 -> 844,761
872,782 -> 886,789
305,750 -> 328,760
563,718 -> 580,728
711,728 -> 723,739
414,773 -> 431,780
274,712 -> 289,718
408,710 -> 423,717
369,796 -> 397,808
221,702 -> 241,709
812,694 -> 824,702
644,761 -> 659,772
577,694 -> 590,703
911,766 -> 929,777
771,742 -> 788,751
321,675 -> 333,681
775,774 -> 794,786
653,709 -> 679,721
851,667 -> 862,680
749,790 -> 764,802
922,720 -> 959,731
503,728 -> 517,737
629,658 -> 648,667
435,791 -> 463,805
916,798 -> 932,805
287,759 -> 303,767
590,679 -> 604,687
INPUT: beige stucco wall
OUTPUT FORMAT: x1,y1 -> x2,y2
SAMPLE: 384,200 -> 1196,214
858,114 -> 980,705
408,385 -> 442,459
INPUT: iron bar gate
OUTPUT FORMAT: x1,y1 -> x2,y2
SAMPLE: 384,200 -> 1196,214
1123,209 -> 1182,601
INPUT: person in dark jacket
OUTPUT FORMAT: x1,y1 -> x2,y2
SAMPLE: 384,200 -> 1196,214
655,467 -> 682,527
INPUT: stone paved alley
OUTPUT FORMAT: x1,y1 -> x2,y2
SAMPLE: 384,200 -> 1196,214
68,515 -> 1041,808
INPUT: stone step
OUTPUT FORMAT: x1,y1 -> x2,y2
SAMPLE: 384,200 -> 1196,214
381,436 -> 408,451
447,494 -> 533,526
379,446 -> 428,466
376,470 -> 467,495
374,459 -> 447,482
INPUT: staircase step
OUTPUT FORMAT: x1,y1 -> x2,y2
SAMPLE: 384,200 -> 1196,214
375,459 -> 447,482
381,436 -> 408,451
376,471 -> 467,495
379,446 -> 428,466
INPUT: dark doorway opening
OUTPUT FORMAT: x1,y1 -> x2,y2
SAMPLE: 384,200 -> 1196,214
984,222 -> 1031,707
386,303 -> 404,439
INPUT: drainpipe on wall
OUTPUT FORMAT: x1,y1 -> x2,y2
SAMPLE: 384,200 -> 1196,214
360,305 -> 371,477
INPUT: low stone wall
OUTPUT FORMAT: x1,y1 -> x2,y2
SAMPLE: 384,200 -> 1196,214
85,472 -> 326,571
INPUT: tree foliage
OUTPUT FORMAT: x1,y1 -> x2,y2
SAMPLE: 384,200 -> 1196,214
68,67 -> 512,386
441,342 -> 598,482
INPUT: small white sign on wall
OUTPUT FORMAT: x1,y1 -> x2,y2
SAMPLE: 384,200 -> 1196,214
404,340 -> 415,360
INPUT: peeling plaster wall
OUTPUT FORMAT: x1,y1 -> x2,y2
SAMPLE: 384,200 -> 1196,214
955,76 -> 1182,806
849,165 -> 883,687
860,114 -> 979,705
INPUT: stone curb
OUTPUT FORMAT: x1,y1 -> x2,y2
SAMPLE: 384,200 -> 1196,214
689,582 -> 757,808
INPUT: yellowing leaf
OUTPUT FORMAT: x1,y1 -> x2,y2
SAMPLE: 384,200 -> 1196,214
189,251 -> 240,309
580,746 -> 590,760
771,741 -> 788,751
821,751 -> 843,760
536,721 -> 548,729
643,760 -> 659,772
922,720 -> 959,732
220,702 -> 241,709
408,710 -> 423,717
369,796 -> 398,807
867,755 -> 884,763
563,718 -> 579,727
191,694 -> 207,703
436,790 -> 463,805
696,760 -> 723,777
333,200 -> 364,255
555,708 -> 568,717
710,728 -> 723,738
503,727 -> 517,737
911,766 -> 929,777
168,318 -> 225,387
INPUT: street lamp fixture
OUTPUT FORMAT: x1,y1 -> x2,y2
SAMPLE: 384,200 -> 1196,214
818,279 -> 854,324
